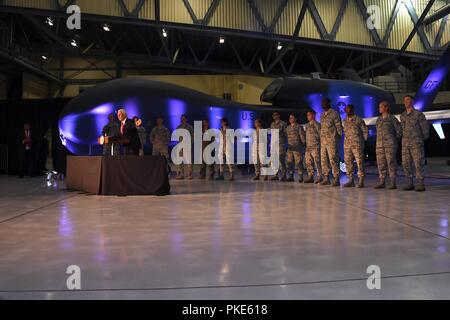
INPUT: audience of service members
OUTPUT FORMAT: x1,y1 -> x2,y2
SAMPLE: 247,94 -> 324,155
19,95 -> 430,192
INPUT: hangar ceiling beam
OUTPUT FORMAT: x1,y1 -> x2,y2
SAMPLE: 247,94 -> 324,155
22,14 -> 71,51
382,0 -> 402,46
0,5 -> 439,61
307,0 -> 328,40
291,0 -> 308,41
182,0 -> 200,25
402,0 -> 434,53
246,0 -> 268,33
54,0 -> 75,12
357,56 -> 396,76
354,0 -> 383,47
422,3 -> 450,25
329,0 -> 348,41
433,15 -> 448,50
265,45 -> 291,74
202,0 -> 221,26
0,48 -> 63,84
268,0 -> 289,33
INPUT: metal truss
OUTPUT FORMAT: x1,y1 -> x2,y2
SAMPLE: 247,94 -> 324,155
0,0 -> 447,85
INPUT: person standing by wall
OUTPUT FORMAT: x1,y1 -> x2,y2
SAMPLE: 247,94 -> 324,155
374,101 -> 401,190
285,114 -> 306,182
400,95 -> 429,192
342,104 -> 368,188
319,98 -> 343,187
18,123 -> 34,178
150,117 -> 171,159
134,116 -> 147,156
269,112 -> 287,181
102,113 -> 119,156
175,115 -> 194,179
304,111 -> 322,184
216,117 -> 234,181
199,119 -> 215,180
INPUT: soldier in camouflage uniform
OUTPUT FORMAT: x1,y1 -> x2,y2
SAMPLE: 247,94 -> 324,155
199,119 -> 215,180
319,98 -> 343,187
252,118 -> 268,181
101,113 -> 120,156
216,117 -> 234,181
400,95 -> 429,192
342,104 -> 368,188
285,114 -> 306,182
150,117 -> 171,158
303,111 -> 322,184
175,115 -> 194,180
374,101 -> 401,190
270,112 -> 287,181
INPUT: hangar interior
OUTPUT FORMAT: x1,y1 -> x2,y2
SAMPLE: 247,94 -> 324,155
0,0 -> 450,299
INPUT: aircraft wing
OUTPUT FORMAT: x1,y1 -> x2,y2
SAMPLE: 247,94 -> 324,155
363,109 -> 450,139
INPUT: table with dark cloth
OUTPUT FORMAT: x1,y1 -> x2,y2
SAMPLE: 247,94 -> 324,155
66,156 -> 170,196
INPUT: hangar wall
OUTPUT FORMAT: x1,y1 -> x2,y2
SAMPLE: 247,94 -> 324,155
0,75 -> 8,100
3,0 -> 449,55
22,73 -> 50,99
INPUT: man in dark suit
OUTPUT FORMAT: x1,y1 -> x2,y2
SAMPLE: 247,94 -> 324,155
117,108 -> 141,155
18,123 -> 34,178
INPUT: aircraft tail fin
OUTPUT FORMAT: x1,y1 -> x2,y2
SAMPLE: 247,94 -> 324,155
413,47 -> 450,111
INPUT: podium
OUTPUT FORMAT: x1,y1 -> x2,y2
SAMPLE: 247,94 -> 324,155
98,135 -> 129,156
66,156 -> 170,196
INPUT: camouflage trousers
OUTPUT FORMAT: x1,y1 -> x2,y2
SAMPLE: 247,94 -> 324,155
286,150 -> 303,176
402,144 -> 425,180
321,142 -> 340,178
305,147 -> 321,177
200,162 -> 215,177
152,148 -> 169,159
376,146 -> 397,179
219,152 -> 234,175
176,149 -> 192,177
271,150 -> 287,176
344,146 -> 365,178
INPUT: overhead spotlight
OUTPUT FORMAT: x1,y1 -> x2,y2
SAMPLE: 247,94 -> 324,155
277,42 -> 283,50
219,37 -> 225,44
162,28 -> 168,38
70,39 -> 77,47
102,24 -> 111,32
41,55 -> 48,60
45,17 -> 54,26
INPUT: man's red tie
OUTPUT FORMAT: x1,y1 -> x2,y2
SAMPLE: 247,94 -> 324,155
120,122 -> 124,135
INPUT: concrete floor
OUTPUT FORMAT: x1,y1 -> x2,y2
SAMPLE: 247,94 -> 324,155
0,169 -> 450,300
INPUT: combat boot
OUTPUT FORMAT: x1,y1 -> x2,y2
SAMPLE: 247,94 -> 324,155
374,178 -> 385,189
304,175 -> 314,183
314,176 -> 322,184
356,176 -> 365,188
343,178 -> 355,188
298,174 -> 303,183
320,175 -> 330,185
387,178 -> 396,190
270,175 -> 279,181
415,179 -> 425,192
252,174 -> 260,181
215,175 -> 224,181
402,178 -> 414,191
229,172 -> 235,181
286,174 -> 294,182
199,174 -> 206,180
332,177 -> 340,187
263,175 -> 269,181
